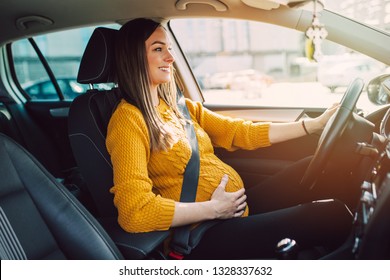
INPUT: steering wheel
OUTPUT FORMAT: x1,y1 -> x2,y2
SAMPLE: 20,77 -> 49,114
300,78 -> 365,189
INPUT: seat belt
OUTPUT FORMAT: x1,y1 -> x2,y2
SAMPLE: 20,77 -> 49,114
168,90 -> 200,259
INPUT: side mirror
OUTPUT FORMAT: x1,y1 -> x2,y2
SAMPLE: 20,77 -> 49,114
367,74 -> 390,105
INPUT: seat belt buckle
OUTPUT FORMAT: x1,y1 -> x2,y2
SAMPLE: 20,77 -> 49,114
168,251 -> 185,260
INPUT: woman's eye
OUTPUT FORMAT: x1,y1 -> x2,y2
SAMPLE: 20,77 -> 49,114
154,47 -> 162,52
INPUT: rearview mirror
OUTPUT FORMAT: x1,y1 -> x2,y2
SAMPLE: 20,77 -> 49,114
367,74 -> 390,105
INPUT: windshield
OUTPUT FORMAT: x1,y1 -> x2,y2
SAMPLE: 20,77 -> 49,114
325,0 -> 390,34
171,17 -> 388,114
170,1 -> 390,115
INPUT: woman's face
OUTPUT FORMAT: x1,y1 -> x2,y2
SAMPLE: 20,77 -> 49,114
145,26 -> 175,90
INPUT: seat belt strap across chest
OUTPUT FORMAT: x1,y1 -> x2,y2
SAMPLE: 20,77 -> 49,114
169,90 -> 200,257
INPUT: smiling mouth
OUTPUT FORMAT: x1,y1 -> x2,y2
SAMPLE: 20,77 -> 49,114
159,66 -> 170,72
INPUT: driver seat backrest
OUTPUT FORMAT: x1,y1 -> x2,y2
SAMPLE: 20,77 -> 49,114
0,133 -> 123,260
69,27 -> 120,218
68,27 -> 170,259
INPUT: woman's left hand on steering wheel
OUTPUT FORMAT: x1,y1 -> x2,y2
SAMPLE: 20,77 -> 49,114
304,103 -> 339,135
315,103 -> 340,130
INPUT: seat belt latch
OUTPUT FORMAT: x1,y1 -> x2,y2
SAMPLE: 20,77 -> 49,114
168,251 -> 185,260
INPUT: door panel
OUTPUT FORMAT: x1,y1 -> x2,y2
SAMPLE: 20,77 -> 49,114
24,101 -> 75,175
212,108 -> 305,122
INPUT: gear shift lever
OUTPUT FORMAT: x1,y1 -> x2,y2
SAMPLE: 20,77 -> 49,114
275,238 -> 298,259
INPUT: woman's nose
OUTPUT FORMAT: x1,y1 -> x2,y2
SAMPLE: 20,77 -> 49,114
165,50 -> 175,63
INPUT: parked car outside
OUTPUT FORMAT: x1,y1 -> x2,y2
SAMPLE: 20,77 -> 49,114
22,77 -> 89,100
318,57 -> 385,92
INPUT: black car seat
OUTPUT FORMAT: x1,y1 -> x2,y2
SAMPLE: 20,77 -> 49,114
69,27 -> 119,218
0,133 -> 123,260
68,27 -> 170,259
0,108 -> 16,140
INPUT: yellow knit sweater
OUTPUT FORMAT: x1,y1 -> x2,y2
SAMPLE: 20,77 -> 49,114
106,98 -> 271,233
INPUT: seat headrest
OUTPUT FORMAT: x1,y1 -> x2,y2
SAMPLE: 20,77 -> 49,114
77,27 -> 118,84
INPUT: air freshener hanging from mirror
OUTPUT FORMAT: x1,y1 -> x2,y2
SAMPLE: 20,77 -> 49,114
305,0 -> 327,62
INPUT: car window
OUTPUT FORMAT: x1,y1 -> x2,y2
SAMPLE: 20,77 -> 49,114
11,24 -> 118,101
170,18 -> 388,114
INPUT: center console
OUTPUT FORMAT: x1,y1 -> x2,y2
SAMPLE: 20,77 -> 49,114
352,109 -> 390,259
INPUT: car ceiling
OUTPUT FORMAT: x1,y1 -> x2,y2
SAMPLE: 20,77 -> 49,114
0,0 -> 390,65
0,0 -> 300,43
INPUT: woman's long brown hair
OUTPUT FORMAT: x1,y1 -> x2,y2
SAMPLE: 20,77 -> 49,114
115,18 -> 185,151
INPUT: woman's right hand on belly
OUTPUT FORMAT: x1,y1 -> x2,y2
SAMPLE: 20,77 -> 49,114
210,174 -> 247,219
